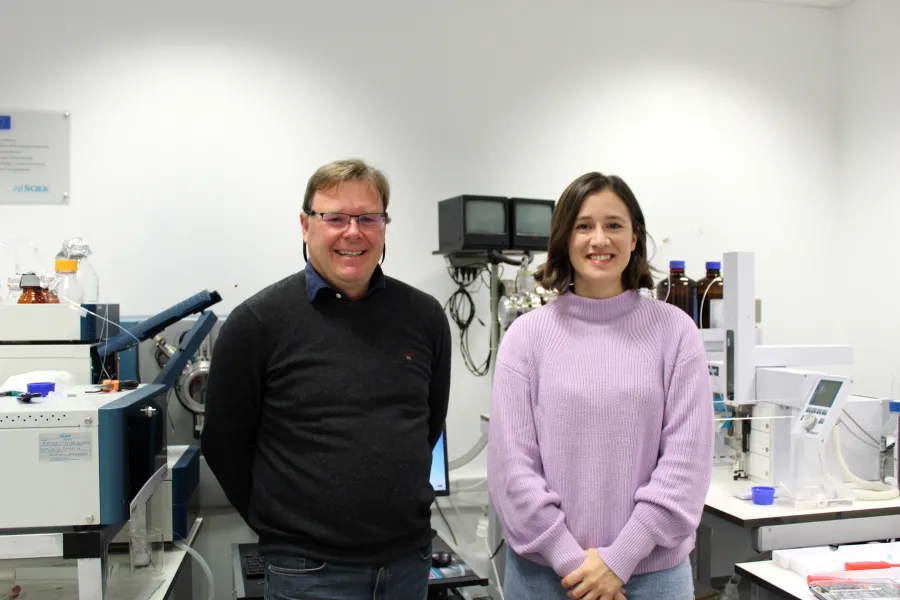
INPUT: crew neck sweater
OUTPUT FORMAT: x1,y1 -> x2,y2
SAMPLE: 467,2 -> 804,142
202,268 -> 451,565
487,289 -> 714,583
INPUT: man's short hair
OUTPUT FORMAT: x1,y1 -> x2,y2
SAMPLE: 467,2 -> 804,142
303,159 -> 391,213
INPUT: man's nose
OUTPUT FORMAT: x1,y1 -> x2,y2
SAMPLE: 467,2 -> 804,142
343,218 -> 362,237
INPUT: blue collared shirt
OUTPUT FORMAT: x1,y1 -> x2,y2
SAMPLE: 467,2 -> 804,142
304,262 -> 387,302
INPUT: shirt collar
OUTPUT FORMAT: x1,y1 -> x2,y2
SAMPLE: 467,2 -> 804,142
305,262 -> 386,303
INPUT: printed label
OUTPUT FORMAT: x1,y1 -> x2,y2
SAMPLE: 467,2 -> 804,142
39,432 -> 92,462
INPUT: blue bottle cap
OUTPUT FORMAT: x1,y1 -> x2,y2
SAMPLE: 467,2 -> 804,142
669,261 -> 685,270
26,382 -> 56,397
890,401 -> 900,413
706,261 -> 721,270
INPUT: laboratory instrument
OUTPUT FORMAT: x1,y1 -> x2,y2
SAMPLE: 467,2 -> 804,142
704,252 -> 897,507
0,311 -> 215,598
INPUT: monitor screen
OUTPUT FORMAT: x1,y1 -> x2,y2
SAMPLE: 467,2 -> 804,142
515,202 -> 553,237
430,429 -> 450,496
465,199 -> 507,235
809,379 -> 843,408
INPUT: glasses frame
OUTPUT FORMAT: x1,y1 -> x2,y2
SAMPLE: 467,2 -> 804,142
304,210 -> 391,230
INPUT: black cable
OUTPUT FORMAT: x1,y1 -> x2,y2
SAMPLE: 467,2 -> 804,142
460,324 -> 490,377
434,501 -> 457,546
444,265 -> 491,377
839,420 -> 880,450
490,538 -> 505,559
444,285 -> 476,329
165,388 -> 176,434
135,338 -> 142,384
99,304 -> 112,383
841,410 -> 882,446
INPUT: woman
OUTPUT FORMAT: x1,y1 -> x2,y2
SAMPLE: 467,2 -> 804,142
487,172 -> 713,600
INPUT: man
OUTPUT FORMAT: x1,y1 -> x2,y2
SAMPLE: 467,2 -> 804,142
202,159 -> 452,600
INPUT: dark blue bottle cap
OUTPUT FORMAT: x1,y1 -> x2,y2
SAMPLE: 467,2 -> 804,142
26,382 -> 56,397
706,261 -> 721,270
890,401 -> 900,414
670,260 -> 685,270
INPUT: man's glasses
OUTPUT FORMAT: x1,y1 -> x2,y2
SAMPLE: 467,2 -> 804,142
305,210 -> 391,231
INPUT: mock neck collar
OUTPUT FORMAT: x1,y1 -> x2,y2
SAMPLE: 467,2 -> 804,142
554,288 -> 641,322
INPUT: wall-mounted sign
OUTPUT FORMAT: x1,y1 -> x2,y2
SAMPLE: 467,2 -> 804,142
0,110 -> 70,205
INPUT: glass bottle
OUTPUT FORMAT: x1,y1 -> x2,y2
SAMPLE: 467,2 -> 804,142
17,273 -> 46,304
655,260 -> 698,325
697,262 -> 724,329
51,259 -> 84,304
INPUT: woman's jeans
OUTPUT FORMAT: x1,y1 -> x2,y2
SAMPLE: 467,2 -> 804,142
504,547 -> 694,600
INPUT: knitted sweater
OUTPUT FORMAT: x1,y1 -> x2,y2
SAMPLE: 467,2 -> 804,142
487,289 -> 713,583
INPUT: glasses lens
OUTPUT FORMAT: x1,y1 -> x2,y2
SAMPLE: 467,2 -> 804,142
358,214 -> 385,229
322,213 -> 350,227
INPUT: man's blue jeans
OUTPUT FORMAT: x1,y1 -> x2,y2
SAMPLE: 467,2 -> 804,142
264,542 -> 432,600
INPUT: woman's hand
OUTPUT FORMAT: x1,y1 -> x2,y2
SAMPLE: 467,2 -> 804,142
561,549 -> 626,600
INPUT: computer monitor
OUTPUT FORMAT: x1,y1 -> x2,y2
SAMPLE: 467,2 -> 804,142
430,428 -> 450,496
509,197 -> 555,251
438,195 -> 509,254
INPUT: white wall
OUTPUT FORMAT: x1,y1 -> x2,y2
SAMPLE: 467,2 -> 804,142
837,0 -> 900,398
0,0 -> 842,484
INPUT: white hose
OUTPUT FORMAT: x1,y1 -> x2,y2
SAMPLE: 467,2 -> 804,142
174,542 -> 214,600
452,478 -> 487,493
833,426 -> 900,501
699,277 -> 722,328
448,433 -> 488,471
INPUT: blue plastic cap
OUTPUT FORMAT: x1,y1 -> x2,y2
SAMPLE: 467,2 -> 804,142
670,260 -> 686,270
27,382 -> 56,397
751,486 -> 775,505
890,401 -> 900,413
706,261 -> 721,270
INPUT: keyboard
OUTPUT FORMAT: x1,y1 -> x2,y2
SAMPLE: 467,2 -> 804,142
242,552 -> 265,579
